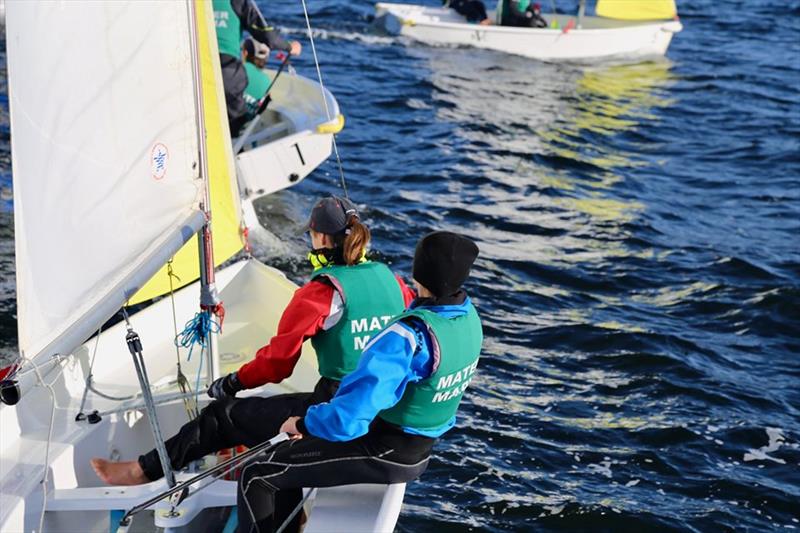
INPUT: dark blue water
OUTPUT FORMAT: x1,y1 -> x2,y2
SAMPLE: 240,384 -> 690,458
2,1 -> 799,531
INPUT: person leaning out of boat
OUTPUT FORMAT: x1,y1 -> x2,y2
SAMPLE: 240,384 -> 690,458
445,0 -> 492,25
237,231 -> 483,533
241,38 -> 272,121
501,0 -> 548,28
90,196 -> 416,486
213,0 -> 302,137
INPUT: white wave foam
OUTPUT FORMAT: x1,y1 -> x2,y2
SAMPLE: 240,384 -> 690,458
743,427 -> 787,464
280,25 -> 398,46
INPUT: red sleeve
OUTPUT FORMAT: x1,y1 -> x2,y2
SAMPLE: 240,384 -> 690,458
237,280 -> 334,389
395,275 -> 416,307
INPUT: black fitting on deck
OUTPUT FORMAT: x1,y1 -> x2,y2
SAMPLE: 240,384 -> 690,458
0,379 -> 20,405
125,330 -> 143,355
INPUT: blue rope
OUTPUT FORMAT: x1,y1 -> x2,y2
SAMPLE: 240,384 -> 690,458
175,311 -> 220,394
175,311 -> 220,361
194,345 -> 205,400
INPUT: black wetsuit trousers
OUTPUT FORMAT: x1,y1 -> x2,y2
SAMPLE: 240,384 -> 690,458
502,12 -> 548,27
138,378 -> 339,481
220,52 -> 250,138
448,0 -> 488,22
236,419 -> 435,533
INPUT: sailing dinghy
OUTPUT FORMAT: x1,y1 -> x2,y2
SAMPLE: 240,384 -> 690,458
375,0 -> 683,61
234,66 -> 344,230
0,1 -> 404,532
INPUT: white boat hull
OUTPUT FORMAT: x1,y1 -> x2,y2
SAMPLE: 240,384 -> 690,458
375,3 -> 682,61
0,259 -> 404,532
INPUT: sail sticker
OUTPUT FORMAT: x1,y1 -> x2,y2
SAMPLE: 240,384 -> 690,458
151,143 -> 169,180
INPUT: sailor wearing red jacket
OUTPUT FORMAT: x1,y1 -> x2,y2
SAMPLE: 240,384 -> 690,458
90,196 -> 414,486
237,231 -> 483,533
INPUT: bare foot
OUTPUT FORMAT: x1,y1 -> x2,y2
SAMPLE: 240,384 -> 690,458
90,458 -> 150,486
479,18 -> 492,25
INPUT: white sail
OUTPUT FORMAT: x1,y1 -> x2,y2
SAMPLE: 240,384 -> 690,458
6,1 -> 205,362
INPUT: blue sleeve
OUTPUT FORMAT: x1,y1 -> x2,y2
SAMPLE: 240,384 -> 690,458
303,322 -> 430,441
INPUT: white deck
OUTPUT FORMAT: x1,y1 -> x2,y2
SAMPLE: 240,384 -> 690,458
0,259 -> 404,532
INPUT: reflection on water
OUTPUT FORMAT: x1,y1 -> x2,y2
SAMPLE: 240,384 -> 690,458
417,49 -> 678,276
409,52 -> 689,466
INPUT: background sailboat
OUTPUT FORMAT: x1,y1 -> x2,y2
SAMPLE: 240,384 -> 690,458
374,0 -> 683,61
0,1 -> 404,531
233,65 -> 345,232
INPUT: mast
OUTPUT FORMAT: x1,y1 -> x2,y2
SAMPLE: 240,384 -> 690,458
577,0 -> 586,28
188,0 -> 222,382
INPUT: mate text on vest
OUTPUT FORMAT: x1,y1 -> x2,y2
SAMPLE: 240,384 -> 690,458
433,359 -> 479,403
351,315 -> 393,350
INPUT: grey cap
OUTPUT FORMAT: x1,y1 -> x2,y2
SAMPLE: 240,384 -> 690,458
303,196 -> 358,235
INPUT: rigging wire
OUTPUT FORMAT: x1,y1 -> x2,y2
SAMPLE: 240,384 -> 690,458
12,353 -> 73,533
32,360 -> 58,533
299,0 -> 349,198
76,327 -> 107,417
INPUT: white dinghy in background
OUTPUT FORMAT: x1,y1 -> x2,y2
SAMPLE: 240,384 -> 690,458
375,0 -> 682,62
0,1 -> 404,532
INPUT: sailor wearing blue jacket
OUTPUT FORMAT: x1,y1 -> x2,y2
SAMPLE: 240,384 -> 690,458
237,231 -> 483,533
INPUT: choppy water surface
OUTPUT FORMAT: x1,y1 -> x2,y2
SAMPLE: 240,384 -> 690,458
1,1 -> 799,531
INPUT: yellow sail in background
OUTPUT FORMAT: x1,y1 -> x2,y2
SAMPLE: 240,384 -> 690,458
596,0 -> 677,20
129,0 -> 242,305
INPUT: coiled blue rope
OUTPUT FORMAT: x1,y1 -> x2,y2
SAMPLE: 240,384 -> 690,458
175,311 -> 221,394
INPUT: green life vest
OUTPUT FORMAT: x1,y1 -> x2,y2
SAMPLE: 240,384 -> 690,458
500,0 -> 531,23
310,262 -> 406,381
213,0 -> 242,57
379,303 -> 483,431
243,62 -> 271,116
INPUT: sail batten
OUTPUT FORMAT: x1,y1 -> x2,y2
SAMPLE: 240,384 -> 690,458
7,1 -> 208,361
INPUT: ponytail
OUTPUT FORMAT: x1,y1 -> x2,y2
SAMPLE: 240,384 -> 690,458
342,215 -> 370,266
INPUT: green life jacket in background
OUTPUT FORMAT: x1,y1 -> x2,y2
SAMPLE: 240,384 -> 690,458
243,62 -> 271,116
379,304 -> 483,431
213,0 -> 242,57
499,0 -> 532,23
310,262 -> 406,381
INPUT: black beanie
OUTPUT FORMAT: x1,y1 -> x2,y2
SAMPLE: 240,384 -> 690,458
412,231 -> 479,297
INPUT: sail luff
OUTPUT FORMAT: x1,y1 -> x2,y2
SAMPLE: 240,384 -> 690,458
190,0 -> 212,221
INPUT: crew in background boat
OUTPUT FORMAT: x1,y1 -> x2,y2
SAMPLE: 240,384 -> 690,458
213,0 -> 301,137
501,0 -> 548,28
237,231 -> 483,533
241,38 -> 271,120
90,196 -> 416,486
445,0 -> 492,25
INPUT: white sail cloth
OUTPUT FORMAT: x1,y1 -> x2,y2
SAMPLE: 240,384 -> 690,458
7,1 -> 205,362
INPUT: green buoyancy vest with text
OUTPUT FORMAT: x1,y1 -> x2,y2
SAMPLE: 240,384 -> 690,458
243,62 -> 271,116
213,0 -> 242,57
379,304 -> 483,431
310,262 -> 405,380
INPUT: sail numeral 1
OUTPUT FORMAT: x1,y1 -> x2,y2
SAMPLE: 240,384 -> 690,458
293,143 -> 306,165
